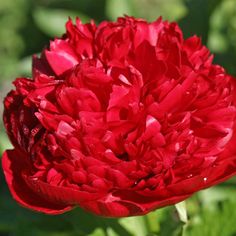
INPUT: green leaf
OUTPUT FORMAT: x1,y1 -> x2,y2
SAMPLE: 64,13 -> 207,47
131,0 -> 187,21
33,7 -> 90,37
106,0 -> 133,20
198,186 -> 236,210
119,216 -> 148,236
0,132 -> 12,154
208,31 -> 228,53
88,228 -> 106,236
18,55 -> 37,77
158,206 -> 184,236
175,201 -> 188,223
145,210 -> 163,233
159,0 -> 187,21
185,199 -> 236,236
106,227 -> 120,236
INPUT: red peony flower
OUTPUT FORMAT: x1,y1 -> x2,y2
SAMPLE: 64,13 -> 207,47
2,16 -> 236,217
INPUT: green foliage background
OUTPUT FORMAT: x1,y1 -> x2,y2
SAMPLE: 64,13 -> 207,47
1,0 -> 236,235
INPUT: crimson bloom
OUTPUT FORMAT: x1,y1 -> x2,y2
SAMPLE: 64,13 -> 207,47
2,16 -> 236,217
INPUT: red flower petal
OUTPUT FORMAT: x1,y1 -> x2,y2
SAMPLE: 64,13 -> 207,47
45,40 -> 79,75
2,149 -> 73,214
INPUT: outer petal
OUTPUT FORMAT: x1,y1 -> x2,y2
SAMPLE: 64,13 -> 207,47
218,78 -> 236,160
81,141 -> 236,217
84,154 -> 236,218
45,40 -> 79,76
2,149 -> 73,214
32,54 -> 55,77
81,193 -> 190,217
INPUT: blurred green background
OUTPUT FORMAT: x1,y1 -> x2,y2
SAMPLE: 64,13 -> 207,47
1,0 -> 236,235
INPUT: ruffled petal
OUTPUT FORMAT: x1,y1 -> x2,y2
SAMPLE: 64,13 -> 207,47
2,149 -> 73,214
